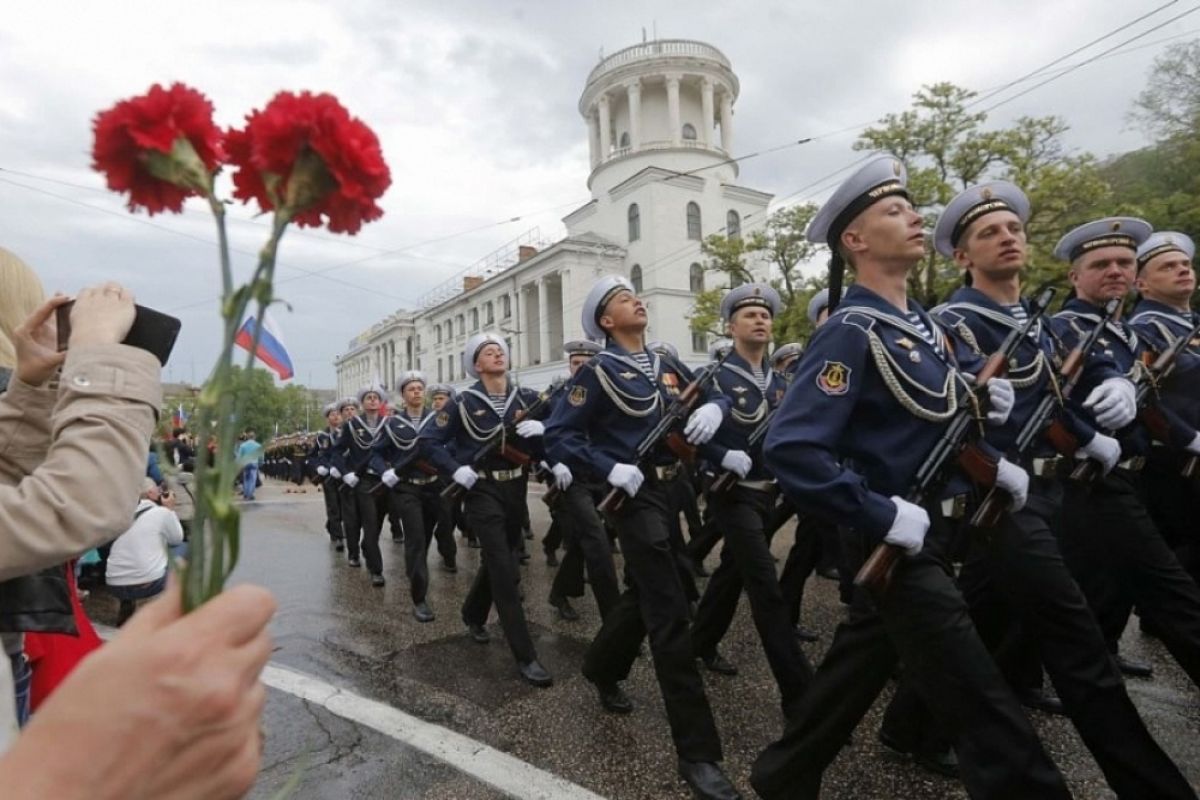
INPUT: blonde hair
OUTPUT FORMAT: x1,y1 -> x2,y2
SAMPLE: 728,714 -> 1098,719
0,248 -> 46,369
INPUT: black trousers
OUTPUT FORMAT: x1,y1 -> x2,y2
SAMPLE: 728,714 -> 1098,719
461,478 -> 537,665
690,485 -> 813,713
549,481 -> 620,619
1141,448 -> 1200,583
1060,467 -> 1200,687
884,481 -> 1196,800
389,482 -> 441,603
581,480 -> 723,763
338,483 -> 360,557
353,477 -> 387,576
322,479 -> 342,541
750,508 -> 1069,800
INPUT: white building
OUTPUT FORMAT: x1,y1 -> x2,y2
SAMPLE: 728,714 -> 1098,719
335,39 -> 773,396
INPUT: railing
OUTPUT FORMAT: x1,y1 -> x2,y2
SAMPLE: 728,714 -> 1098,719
598,138 -> 727,166
586,40 -> 731,85
417,226 -> 555,310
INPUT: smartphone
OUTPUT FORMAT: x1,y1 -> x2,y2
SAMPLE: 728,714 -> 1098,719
56,301 -> 182,366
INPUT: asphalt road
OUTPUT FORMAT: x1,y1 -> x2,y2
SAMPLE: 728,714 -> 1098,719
83,479 -> 1200,799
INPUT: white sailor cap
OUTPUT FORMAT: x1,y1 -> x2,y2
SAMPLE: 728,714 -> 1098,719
563,339 -> 602,358
771,342 -> 803,367
720,283 -> 781,322
338,396 -> 360,411
582,275 -> 635,341
1137,231 -> 1194,272
463,332 -> 508,379
806,288 -> 830,325
708,339 -> 732,361
397,370 -> 426,392
357,384 -> 388,405
934,181 -> 1030,258
646,340 -> 679,361
1053,217 -> 1152,263
322,402 -> 339,417
427,383 -> 455,398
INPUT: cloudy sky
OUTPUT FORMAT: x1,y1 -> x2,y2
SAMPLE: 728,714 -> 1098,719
0,0 -> 1191,387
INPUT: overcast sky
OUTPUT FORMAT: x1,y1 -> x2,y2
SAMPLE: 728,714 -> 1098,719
0,0 -> 1190,387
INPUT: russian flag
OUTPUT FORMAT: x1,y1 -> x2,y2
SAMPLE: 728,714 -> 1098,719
172,402 -> 188,428
235,311 -> 295,381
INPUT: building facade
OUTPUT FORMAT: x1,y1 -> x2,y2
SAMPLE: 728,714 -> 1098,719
335,39 -> 773,394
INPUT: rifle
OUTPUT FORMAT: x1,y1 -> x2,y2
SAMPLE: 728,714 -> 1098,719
970,298 -> 1120,523
855,286 -> 1056,594
1074,311 -> 1200,483
441,380 -> 563,502
597,348 -> 733,514
708,405 -> 779,494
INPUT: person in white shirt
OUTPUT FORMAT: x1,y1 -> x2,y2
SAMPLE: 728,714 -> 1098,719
105,479 -> 184,624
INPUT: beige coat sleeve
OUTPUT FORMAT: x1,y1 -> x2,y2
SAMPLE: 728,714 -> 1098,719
0,374 -> 55,485
0,343 -> 161,582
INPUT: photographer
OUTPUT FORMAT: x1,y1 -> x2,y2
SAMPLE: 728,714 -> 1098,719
105,479 -> 185,625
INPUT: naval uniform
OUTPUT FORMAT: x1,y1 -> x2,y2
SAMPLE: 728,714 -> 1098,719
1053,296 -> 1200,688
423,380 -> 545,665
545,343 -> 728,763
750,283 -> 1069,800
335,413 -> 391,577
312,427 -> 343,545
689,349 -> 814,714
381,409 -> 448,605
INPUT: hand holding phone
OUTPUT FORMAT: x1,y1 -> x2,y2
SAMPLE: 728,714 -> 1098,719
56,285 -> 182,366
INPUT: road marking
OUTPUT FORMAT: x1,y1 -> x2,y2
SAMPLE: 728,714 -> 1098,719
93,624 -> 605,800
261,663 -> 607,800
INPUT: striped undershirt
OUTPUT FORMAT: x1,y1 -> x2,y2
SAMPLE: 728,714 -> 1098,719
750,363 -> 769,392
630,351 -> 656,379
488,393 -> 507,415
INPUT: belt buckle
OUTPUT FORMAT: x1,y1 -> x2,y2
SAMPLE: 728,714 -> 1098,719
940,494 -> 966,520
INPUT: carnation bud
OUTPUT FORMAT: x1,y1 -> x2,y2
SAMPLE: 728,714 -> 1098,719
142,136 -> 215,198
282,148 -> 336,218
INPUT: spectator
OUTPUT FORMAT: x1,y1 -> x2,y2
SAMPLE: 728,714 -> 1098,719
105,479 -> 184,625
236,429 -> 263,501
145,445 -> 163,484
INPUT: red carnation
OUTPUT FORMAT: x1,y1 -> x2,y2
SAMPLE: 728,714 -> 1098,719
225,91 -> 390,234
91,83 -> 224,215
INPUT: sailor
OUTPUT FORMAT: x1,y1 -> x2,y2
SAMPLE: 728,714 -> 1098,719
1052,218 -> 1200,686
769,342 -> 803,378
750,155 -> 1068,800
688,283 -> 815,716
335,385 -> 392,587
329,397 -> 362,568
421,333 -> 553,688
312,402 -> 345,551
545,275 -> 740,800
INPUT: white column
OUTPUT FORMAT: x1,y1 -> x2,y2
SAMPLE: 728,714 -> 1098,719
719,90 -> 734,153
626,80 -> 642,149
597,95 -> 611,160
537,277 -> 550,366
700,78 -> 714,147
587,112 -> 599,169
560,269 -> 572,339
666,74 -> 681,146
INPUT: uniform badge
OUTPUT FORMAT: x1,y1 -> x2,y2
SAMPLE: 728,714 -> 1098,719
909,351 -> 921,363
896,337 -> 915,350
436,412 -> 450,427
620,371 -> 637,380
731,386 -> 748,393
661,373 -> 680,395
737,397 -> 746,406
816,361 -> 851,396
473,408 -> 487,416
568,385 -> 587,407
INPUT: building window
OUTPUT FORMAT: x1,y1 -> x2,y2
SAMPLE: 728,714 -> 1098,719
692,331 -> 707,353
628,203 -> 640,243
619,132 -> 630,148
630,264 -> 643,293
437,360 -> 443,383
501,294 -> 511,319
443,321 -> 452,342
448,355 -> 455,380
485,301 -> 494,324
686,202 -> 702,241
470,308 -> 479,331
682,122 -> 697,141
689,263 -> 704,294
727,209 -> 741,239
435,326 -> 442,344
456,315 -> 465,337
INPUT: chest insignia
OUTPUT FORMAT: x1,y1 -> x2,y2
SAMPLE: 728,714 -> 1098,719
620,371 -> 637,380
473,408 -> 487,416
909,351 -> 921,363
896,337 -> 915,350
816,361 -> 851,396
436,412 -> 449,427
568,385 -> 587,407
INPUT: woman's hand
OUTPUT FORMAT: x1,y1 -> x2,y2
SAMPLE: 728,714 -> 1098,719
12,294 -> 70,386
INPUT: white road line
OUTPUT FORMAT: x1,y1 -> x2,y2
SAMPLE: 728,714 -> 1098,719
92,626 -> 604,799
261,664 -> 607,800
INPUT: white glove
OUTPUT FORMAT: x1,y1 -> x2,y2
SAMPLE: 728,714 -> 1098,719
720,449 -> 752,478
316,465 -> 329,477
551,463 -> 573,491
1077,432 -> 1121,475
452,465 -> 478,490
516,419 -> 544,438
381,468 -> 399,488
342,472 -> 359,488
606,463 -> 644,497
994,458 -> 1029,513
1084,378 -> 1137,430
884,496 -> 929,556
683,402 -> 724,445
985,379 -> 1015,425
1187,433 -> 1200,456
330,467 -> 341,479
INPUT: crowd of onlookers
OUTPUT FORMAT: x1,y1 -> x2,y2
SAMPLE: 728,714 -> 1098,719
0,246 -> 272,799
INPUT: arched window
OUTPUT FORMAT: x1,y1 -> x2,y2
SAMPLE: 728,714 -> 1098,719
619,132 -> 630,148
470,308 -> 479,331
628,203 -> 640,243
435,325 -> 442,344
485,301 -> 494,324
456,315 -> 465,337
692,331 -> 707,353
501,294 -> 511,319
682,123 -> 697,141
630,264 -> 643,293
726,209 -> 741,239
686,202 -> 702,241
689,263 -> 705,294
